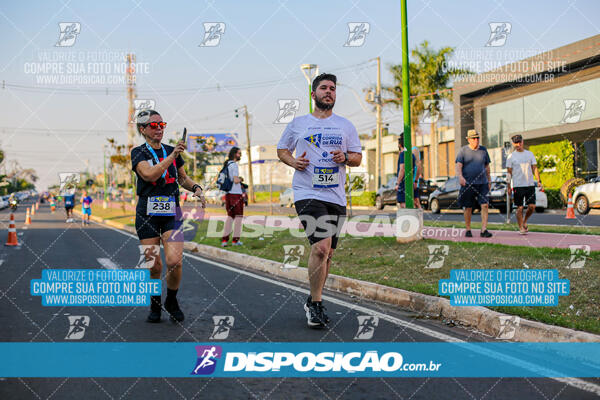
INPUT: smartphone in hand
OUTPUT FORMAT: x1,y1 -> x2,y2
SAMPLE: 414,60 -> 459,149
182,127 -> 187,142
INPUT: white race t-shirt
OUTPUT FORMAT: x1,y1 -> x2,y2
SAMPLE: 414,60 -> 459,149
277,113 -> 361,206
227,161 -> 243,194
506,150 -> 537,187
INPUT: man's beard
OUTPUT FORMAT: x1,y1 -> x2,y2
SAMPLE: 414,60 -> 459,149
314,95 -> 335,111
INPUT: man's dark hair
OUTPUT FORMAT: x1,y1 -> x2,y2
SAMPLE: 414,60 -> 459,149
398,134 -> 405,148
224,146 -> 240,168
312,73 -> 337,92
136,109 -> 161,135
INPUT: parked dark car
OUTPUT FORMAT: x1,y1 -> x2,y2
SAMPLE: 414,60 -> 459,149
428,176 -> 511,214
375,176 -> 439,210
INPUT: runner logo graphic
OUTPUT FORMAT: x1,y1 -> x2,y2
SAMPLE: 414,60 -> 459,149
485,22 -> 511,47
421,99 -> 443,123
566,245 -> 590,269
167,208 -> 204,242
210,316 -> 234,340
135,245 -> 160,269
65,316 -> 89,340
191,345 -> 222,375
130,99 -> 156,123
344,22 -> 370,47
560,99 -> 586,124
274,99 -> 300,124
199,23 -> 225,47
59,172 -> 80,192
282,245 -> 304,269
425,245 -> 449,269
56,22 -> 81,47
354,316 -> 379,340
497,316 -> 520,339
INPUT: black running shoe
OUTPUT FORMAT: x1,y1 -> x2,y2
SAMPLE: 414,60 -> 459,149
147,296 -> 162,323
465,230 -> 472,238
304,300 -> 326,329
480,230 -> 493,238
306,296 -> 330,324
146,310 -> 161,323
164,297 -> 185,322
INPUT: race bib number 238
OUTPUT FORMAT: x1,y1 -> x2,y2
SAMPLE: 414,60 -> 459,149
147,196 -> 176,216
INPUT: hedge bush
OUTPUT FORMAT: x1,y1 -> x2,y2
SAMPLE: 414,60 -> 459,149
544,189 -> 563,209
349,191 -> 376,206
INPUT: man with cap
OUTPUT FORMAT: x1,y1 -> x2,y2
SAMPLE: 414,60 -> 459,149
455,129 -> 492,238
506,134 -> 542,235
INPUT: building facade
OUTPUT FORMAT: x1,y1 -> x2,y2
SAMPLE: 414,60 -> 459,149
453,35 -> 600,178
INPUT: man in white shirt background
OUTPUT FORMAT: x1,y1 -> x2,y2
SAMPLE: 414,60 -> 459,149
506,134 -> 543,235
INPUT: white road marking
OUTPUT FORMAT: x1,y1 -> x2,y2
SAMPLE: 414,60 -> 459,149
96,258 -> 119,269
103,223 -> 600,395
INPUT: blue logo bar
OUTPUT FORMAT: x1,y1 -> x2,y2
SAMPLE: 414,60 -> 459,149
1,343 -> 598,378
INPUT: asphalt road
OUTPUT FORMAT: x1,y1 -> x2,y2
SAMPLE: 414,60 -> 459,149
1,199 -> 598,399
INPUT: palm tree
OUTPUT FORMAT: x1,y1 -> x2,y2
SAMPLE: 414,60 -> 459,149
384,40 -> 472,178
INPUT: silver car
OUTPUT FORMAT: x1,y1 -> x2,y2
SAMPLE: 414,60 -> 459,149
573,176 -> 600,215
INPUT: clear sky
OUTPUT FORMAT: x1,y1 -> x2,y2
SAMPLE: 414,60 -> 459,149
1,0 -> 599,190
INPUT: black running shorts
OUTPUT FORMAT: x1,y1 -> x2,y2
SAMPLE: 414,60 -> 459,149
294,199 -> 346,249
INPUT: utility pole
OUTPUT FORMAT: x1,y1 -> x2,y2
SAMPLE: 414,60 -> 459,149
235,106 -> 255,203
367,57 -> 383,190
103,145 -> 108,209
126,53 -> 137,204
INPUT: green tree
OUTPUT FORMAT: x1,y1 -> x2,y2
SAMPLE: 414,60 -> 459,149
384,40 -> 472,177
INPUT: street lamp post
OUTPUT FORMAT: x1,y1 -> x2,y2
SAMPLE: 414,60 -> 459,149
300,64 -> 319,113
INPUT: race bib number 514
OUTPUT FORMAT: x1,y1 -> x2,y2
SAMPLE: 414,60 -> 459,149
312,166 -> 339,188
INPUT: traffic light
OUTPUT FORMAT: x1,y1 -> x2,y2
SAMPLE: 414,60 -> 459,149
234,109 -> 239,118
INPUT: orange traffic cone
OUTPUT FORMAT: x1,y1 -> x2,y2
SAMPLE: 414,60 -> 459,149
31,204 -> 35,216
25,209 -> 31,225
566,193 -> 575,219
5,213 -> 19,246
35,202 -> 39,211
51,202 -> 56,212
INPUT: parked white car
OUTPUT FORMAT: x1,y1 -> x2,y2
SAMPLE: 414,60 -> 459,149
573,176 -> 600,215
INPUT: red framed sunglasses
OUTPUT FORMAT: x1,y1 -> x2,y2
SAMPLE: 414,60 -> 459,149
146,121 -> 167,129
